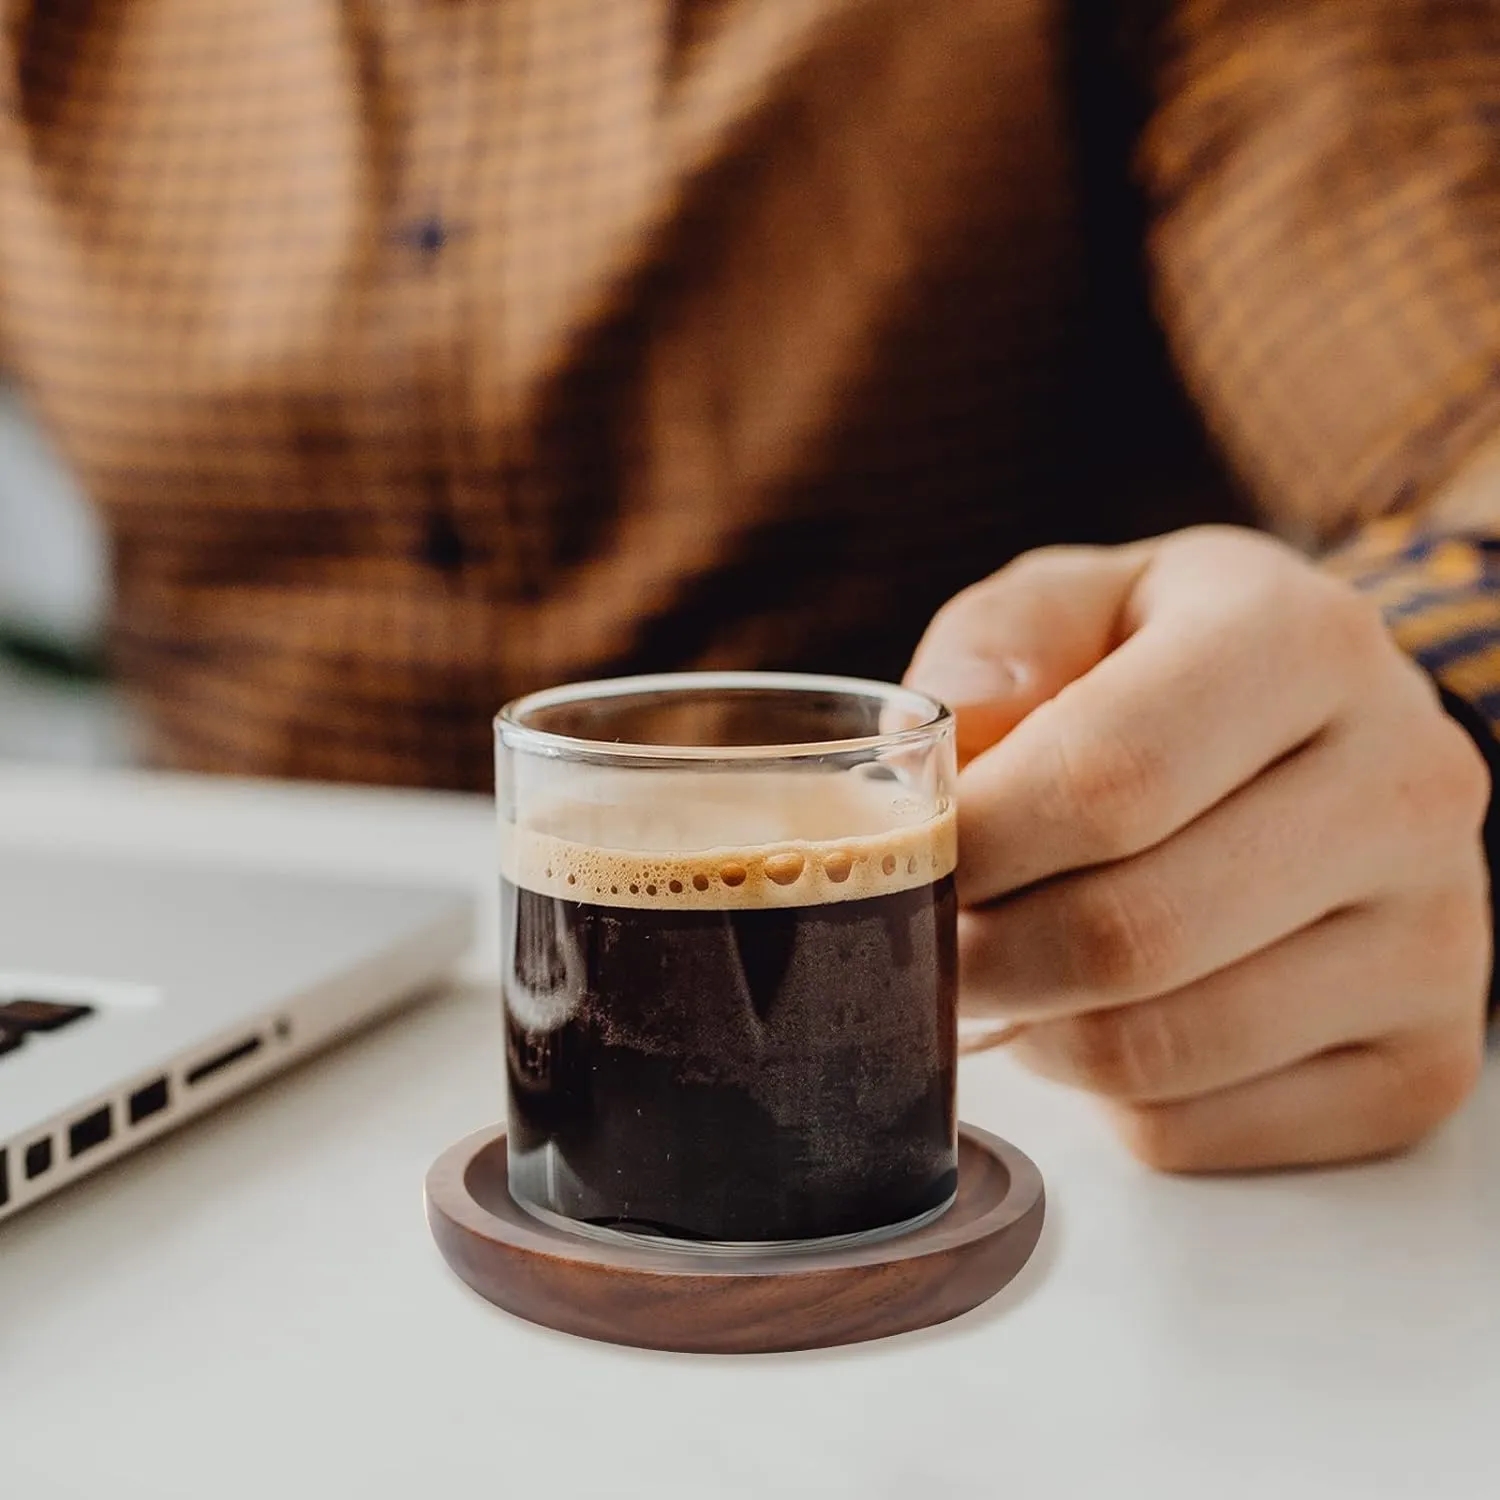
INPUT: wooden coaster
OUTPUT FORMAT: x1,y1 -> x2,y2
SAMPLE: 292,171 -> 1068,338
425,1122 -> 1045,1354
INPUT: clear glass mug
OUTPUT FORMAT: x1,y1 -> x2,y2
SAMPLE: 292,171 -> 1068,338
495,672 -> 958,1255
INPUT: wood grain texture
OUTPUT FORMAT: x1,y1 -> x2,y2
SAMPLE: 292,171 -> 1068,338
425,1122 -> 1045,1353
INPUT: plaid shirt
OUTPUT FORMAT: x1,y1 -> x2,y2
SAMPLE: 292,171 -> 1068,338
1,0 -> 1499,794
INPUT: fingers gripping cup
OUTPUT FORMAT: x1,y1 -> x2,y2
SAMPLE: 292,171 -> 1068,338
496,673 -> 959,1255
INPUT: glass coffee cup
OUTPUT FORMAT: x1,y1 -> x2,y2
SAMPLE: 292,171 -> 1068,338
496,672 -> 958,1256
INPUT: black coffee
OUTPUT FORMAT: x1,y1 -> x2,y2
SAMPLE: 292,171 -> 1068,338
500,788 -> 958,1244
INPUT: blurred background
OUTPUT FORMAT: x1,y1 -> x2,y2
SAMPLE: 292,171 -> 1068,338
0,388 -> 136,768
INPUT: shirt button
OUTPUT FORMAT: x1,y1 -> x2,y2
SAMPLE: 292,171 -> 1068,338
421,507 -> 467,572
397,215 -> 450,261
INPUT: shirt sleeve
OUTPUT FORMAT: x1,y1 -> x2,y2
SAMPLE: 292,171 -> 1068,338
1324,519 -> 1500,733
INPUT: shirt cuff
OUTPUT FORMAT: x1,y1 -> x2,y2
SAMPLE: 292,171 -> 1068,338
1326,518 -> 1500,1024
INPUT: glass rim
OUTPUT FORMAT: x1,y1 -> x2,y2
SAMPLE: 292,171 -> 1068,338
495,671 -> 952,763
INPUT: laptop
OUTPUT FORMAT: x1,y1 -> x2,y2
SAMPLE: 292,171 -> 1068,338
0,847 -> 473,1222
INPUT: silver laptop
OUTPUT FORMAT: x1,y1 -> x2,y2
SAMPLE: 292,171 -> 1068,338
0,848 -> 473,1222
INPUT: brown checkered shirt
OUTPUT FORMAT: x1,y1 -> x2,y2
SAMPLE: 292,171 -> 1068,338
2,1 -> 1500,792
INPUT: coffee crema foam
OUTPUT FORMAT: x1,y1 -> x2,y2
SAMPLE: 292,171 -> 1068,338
501,771 -> 956,910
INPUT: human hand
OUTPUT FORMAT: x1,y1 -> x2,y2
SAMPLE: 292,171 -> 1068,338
907,527 -> 1491,1170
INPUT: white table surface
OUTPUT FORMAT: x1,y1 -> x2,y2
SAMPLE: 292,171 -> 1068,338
0,762 -> 1496,1500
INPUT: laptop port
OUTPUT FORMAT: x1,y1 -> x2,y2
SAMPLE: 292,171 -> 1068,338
185,1035 -> 263,1087
68,1105 -> 113,1159
24,1137 -> 52,1179
128,1076 -> 170,1125
0,1149 -> 9,1206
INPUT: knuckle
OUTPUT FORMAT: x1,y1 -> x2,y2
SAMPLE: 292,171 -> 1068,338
1111,1103 -> 1203,1173
1066,871 -> 1185,995
1422,1035 -> 1485,1120
1215,552 -> 1391,692
1048,727 -> 1165,858
1415,885 -> 1493,1004
1305,577 -> 1390,672
920,560 -> 1029,647
937,546 -> 1086,625
1164,524 -> 1280,573
1383,1031 -> 1484,1143
916,588 -> 986,661
1183,529 -> 1309,611
928,575 -> 995,632
1062,1001 -> 1194,1100
1388,714 -> 1491,845
1001,543 -> 1091,583
956,911 -> 1000,1011
1429,714 -> 1491,831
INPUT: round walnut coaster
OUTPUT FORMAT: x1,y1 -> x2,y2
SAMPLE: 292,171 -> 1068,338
425,1123 -> 1045,1354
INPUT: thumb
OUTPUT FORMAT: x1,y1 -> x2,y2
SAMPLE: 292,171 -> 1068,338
905,544 -> 1153,767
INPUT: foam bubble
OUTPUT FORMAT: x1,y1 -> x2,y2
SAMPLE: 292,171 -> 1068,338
501,770 -> 956,910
